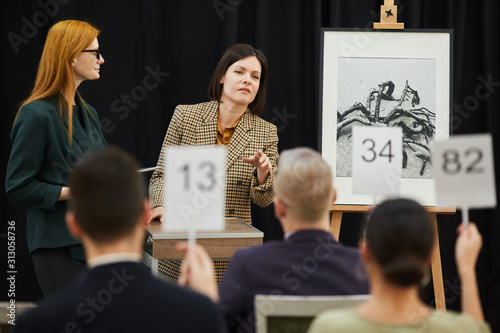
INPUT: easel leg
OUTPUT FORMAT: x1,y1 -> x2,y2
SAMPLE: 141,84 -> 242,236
330,212 -> 343,241
430,213 -> 446,311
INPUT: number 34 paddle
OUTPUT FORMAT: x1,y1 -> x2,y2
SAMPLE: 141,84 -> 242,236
352,126 -> 403,199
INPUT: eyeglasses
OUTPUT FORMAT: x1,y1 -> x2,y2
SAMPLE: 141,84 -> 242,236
81,49 -> 101,60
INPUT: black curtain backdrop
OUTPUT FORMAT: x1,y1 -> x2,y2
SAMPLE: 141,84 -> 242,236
1,1 -> 499,331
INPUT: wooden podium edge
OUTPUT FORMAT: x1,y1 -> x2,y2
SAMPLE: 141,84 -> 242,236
329,204 -> 456,311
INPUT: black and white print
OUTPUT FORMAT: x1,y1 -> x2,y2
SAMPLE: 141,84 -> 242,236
336,57 -> 436,179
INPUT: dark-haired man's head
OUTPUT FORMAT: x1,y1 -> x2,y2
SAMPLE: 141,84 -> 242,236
66,147 -> 148,257
361,198 -> 435,287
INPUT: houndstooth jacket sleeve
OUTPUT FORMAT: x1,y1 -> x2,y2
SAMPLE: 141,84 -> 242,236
148,100 -> 278,223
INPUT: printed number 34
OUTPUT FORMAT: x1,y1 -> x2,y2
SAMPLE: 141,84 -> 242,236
362,139 -> 394,163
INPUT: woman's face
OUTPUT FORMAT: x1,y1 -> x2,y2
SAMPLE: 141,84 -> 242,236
220,56 -> 261,108
73,38 -> 105,84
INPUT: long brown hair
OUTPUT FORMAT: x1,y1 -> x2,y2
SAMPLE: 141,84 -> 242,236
15,20 -> 100,144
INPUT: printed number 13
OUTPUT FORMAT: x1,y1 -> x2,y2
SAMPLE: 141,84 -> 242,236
179,161 -> 217,192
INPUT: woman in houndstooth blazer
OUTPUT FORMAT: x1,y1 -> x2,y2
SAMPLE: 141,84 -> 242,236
148,44 -> 278,224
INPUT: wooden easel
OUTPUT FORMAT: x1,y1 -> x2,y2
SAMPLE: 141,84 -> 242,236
373,0 -> 404,30
329,204 -> 456,311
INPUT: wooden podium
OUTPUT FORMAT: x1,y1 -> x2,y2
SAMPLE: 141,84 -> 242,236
143,218 -> 263,282
330,204 -> 456,311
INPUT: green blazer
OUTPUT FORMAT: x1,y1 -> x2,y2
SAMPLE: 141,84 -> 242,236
6,96 -> 107,259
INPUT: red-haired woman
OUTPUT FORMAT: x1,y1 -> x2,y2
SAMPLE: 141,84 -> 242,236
6,20 -> 107,296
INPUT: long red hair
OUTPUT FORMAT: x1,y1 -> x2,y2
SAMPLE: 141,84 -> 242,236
15,20 -> 100,144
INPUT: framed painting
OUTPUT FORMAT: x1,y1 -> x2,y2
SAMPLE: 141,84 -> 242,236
319,28 -> 453,205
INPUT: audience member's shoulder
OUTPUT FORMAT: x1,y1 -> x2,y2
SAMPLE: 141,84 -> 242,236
308,308 -> 367,332
296,229 -> 360,256
235,239 -> 282,257
309,309 -> 491,333
15,266 -> 218,331
12,286 -> 80,333
146,271 -> 213,304
338,242 -> 363,255
150,278 -> 224,331
426,310 -> 491,333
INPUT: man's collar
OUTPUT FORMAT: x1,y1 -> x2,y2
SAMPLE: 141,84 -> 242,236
87,252 -> 142,268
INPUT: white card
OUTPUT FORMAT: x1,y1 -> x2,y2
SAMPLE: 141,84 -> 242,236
163,146 -> 226,232
433,134 -> 496,209
352,126 -> 402,196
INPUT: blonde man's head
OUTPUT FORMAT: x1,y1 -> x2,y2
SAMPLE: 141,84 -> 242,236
274,147 -> 334,222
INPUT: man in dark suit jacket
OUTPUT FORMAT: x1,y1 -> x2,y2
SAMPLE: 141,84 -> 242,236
179,147 -> 369,333
13,148 -> 225,333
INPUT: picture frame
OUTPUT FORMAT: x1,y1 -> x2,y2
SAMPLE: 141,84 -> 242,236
319,28 -> 453,206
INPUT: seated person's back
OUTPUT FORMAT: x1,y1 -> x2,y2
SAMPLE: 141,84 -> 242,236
218,229 -> 368,331
309,307 -> 488,333
308,199 -> 491,333
217,148 -> 369,332
13,148 -> 225,333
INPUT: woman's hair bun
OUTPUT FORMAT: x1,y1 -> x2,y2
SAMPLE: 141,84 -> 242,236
364,198 -> 435,287
381,255 -> 425,287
